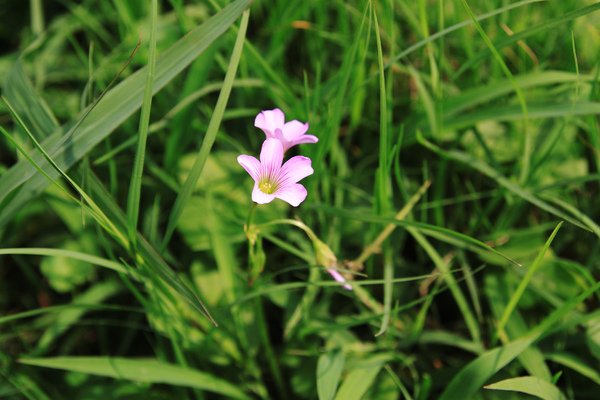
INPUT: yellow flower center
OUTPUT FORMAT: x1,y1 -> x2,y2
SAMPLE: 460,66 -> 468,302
259,180 -> 277,194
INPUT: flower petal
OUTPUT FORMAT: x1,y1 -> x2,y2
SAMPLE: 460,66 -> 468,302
327,268 -> 352,290
287,134 -> 319,149
254,108 -> 285,136
275,183 -> 307,207
237,155 -> 261,181
259,138 -> 284,178
279,155 -> 313,184
281,120 -> 309,140
252,182 -> 276,204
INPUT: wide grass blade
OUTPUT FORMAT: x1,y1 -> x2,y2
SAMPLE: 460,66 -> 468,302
0,0 -> 251,230
484,376 -> 566,400
18,357 -> 251,400
317,350 -> 345,400
333,354 -> 390,400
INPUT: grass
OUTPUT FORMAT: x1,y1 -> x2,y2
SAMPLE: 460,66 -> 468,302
1,0 -> 599,399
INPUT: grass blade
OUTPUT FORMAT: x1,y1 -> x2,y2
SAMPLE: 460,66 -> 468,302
18,357 -> 252,400
162,9 -> 250,247
484,376 -> 566,399
0,248 -> 127,274
126,0 -> 158,245
317,350 -> 345,400
496,222 -> 563,341
417,132 -> 594,235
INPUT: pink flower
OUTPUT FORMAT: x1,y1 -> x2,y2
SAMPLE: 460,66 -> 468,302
254,108 -> 318,152
327,268 -> 352,290
238,138 -> 314,207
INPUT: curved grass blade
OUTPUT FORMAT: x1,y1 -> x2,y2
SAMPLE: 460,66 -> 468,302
18,357 -> 251,400
0,248 -> 128,274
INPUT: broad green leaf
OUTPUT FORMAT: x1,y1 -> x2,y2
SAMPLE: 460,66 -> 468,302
317,350 -> 345,400
19,357 -> 251,400
39,238 -> 97,293
334,354 -> 390,400
484,376 -> 566,400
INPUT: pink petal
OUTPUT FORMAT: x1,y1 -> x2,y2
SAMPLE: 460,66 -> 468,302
327,268 -> 352,290
279,156 -> 313,184
275,183 -> 307,207
287,134 -> 319,149
254,109 -> 285,136
251,182 -> 276,204
259,138 -> 284,177
237,155 -> 261,181
281,120 -> 309,140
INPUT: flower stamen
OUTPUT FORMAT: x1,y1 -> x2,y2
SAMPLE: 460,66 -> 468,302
259,179 -> 277,194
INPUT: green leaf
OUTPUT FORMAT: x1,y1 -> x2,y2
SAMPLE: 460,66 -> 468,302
317,350 -> 345,400
39,238 -> 98,293
484,376 -> 566,400
18,357 -> 251,400
334,354 -> 390,400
